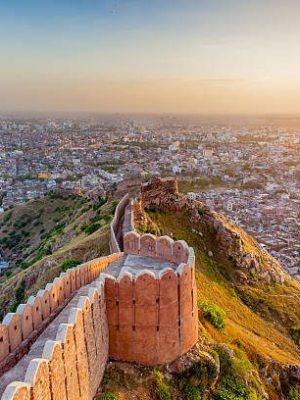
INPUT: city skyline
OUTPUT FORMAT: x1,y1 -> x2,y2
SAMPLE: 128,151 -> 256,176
2,0 -> 300,114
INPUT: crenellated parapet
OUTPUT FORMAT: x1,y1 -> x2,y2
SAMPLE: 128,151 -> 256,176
1,274 -> 110,400
124,231 -> 194,265
110,194 -> 131,253
104,226 -> 198,365
100,257 -> 198,365
0,253 -> 122,373
0,190 -> 199,399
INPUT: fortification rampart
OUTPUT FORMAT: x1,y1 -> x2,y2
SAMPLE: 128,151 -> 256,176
102,231 -> 198,365
0,253 -> 122,375
110,194 -> 130,253
0,189 -> 199,399
0,269 -> 113,400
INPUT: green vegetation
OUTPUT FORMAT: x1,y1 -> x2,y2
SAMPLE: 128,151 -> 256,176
0,192 -> 113,315
99,393 -> 119,400
184,384 -> 201,400
201,301 -> 226,329
213,346 -> 261,400
3,210 -> 12,224
60,258 -> 81,272
111,200 -> 119,214
290,326 -> 300,346
288,386 -> 300,400
9,279 -> 26,312
153,370 -> 171,400
81,222 -> 101,235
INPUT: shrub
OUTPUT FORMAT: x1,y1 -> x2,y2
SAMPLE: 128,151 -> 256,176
214,378 -> 247,400
84,223 -> 101,235
153,370 -> 171,400
198,208 -> 206,217
102,214 -> 113,223
184,383 -> 201,400
99,393 -> 118,400
3,210 -> 13,223
60,259 -> 81,272
181,355 -> 218,387
111,200 -> 119,214
288,385 -> 300,400
20,261 -> 30,270
290,326 -> 300,345
5,270 -> 12,278
201,301 -> 225,329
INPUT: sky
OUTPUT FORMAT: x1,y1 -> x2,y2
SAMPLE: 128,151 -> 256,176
1,0 -> 300,114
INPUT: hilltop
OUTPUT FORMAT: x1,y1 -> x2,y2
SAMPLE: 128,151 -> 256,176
1,180 -> 300,399
100,178 -> 300,400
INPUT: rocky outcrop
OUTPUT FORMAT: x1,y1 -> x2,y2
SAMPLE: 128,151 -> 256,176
138,177 -> 286,286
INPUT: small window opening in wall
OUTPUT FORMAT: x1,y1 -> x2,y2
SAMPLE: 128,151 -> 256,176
0,337 -> 3,343
14,325 -> 17,331
53,294 -> 55,298
45,300 -> 48,304
67,340 -> 70,345
132,325 -> 136,331
178,320 -> 181,326
156,298 -> 160,304
133,299 -> 136,304
26,316 -> 29,321
36,307 -> 39,312
156,326 -> 159,332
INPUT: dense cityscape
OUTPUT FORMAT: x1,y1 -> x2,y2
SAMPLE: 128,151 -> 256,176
0,115 -> 300,279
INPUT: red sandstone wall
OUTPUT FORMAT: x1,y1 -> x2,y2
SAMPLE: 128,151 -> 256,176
104,261 -> 198,366
110,194 -> 130,253
1,273 -> 111,400
0,253 -> 122,373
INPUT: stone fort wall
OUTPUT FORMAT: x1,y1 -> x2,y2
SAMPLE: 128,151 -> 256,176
0,253 -> 122,400
0,190 -> 199,399
110,194 -> 130,253
102,231 -> 198,365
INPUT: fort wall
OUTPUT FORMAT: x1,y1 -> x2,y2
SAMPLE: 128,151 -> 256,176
0,188 -> 199,399
105,231 -> 198,365
110,194 -> 130,253
0,270 -> 113,400
0,253 -> 122,374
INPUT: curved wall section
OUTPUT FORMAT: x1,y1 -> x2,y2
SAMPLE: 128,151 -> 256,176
102,259 -> 198,366
0,253 -> 123,374
110,194 -> 130,253
0,272 -> 113,400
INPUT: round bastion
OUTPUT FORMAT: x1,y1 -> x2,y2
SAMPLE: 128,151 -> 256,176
101,231 -> 198,365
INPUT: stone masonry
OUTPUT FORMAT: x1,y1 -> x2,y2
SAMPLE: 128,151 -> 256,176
0,187 -> 198,400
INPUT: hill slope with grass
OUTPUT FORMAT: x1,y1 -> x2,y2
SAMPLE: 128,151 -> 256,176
97,178 -> 300,400
0,191 -> 119,318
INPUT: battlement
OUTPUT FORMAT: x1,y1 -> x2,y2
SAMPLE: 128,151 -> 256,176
101,257 -> 198,365
124,231 -> 194,264
0,253 -> 122,375
0,190 -> 198,400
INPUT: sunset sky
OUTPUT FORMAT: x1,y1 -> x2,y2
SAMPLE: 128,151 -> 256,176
1,0 -> 300,114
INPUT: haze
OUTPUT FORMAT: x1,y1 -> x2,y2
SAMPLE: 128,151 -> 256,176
1,0 -> 300,114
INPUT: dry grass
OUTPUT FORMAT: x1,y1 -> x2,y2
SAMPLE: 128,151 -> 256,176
148,210 -> 300,366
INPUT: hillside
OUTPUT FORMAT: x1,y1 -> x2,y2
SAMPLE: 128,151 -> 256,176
0,191 -> 118,318
99,178 -> 300,400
